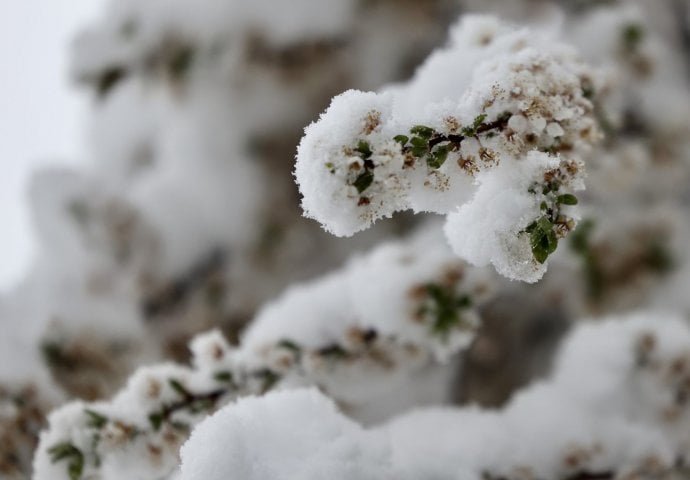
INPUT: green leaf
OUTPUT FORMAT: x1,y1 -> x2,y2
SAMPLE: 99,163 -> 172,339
277,339 -> 301,354
410,136 -> 428,148
472,113 -> 487,129
68,456 -> 84,480
427,145 -> 449,169
530,229 -> 545,250
255,369 -> 280,392
497,111 -> 512,122
456,295 -> 472,308
169,46 -> 194,78
557,194 -> 578,205
84,409 -> 107,429
393,135 -> 409,146
532,243 -> 549,264
317,344 -> 348,359
168,379 -> 190,397
48,443 -> 84,480
545,230 -> 559,255
354,140 -> 372,159
536,217 -> 553,234
622,23 -> 644,50
410,146 -> 428,157
48,443 -> 81,463
353,170 -> 374,194
148,412 -> 164,431
213,371 -> 234,383
410,125 -> 434,139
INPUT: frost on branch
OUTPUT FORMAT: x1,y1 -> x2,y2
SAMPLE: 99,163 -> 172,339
180,312 -> 690,480
295,15 -> 599,282
33,230 -> 496,480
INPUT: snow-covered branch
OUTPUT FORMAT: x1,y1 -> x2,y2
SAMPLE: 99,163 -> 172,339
33,231 -> 495,480
180,312 -> 690,480
296,16 -> 601,282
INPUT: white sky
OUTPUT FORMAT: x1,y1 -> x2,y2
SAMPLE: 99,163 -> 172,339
0,0 -> 105,290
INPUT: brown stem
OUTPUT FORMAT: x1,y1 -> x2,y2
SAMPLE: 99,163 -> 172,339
424,115 -> 511,151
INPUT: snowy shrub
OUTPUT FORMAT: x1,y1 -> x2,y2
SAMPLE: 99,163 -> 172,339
1,0 -> 689,479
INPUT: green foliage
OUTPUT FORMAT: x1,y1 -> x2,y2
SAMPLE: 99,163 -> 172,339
410,125 -> 434,138
84,409 -> 108,430
255,369 -> 280,392
418,284 -> 473,338
526,216 -> 559,264
317,344 -> 348,359
213,370 -> 234,383
148,412 -> 164,431
169,46 -> 195,78
169,379 -> 191,398
557,194 -> 578,205
461,113 -> 487,137
48,443 -> 84,480
427,145 -> 449,169
393,135 -> 409,146
353,170 -> 374,193
622,23 -> 645,51
277,339 -> 301,354
355,140 -> 373,159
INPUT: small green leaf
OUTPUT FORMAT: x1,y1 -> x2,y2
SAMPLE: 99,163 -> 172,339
354,140 -> 372,159
353,170 -> 374,193
530,229 -> 545,250
472,113 -> 487,129
68,456 -> 84,480
84,409 -> 107,429
213,371 -> 234,383
277,339 -> 301,354
427,145 -> 449,169
410,146 -> 428,157
545,230 -> 559,255
537,217 -> 553,234
48,442 -> 84,480
497,111 -> 512,122
318,344 -> 348,359
168,379 -> 190,397
148,412 -> 164,431
48,443 -> 81,463
410,136 -> 428,148
557,194 -> 578,205
533,243 -> 549,264
255,369 -> 280,392
410,125 -> 434,139
169,46 -> 194,78
622,23 -> 644,50
456,295 -> 472,308
393,135 -> 409,146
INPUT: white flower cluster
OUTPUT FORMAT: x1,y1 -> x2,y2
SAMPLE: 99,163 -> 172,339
33,230 -> 496,480
296,15 -> 600,282
180,312 -> 690,480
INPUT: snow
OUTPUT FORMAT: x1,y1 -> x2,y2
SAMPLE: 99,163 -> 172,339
179,312 -> 690,480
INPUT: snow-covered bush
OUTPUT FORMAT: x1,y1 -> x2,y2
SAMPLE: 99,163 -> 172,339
1,0 -> 689,479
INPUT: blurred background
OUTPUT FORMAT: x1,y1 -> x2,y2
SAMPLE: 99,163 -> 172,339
0,0 -> 104,290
